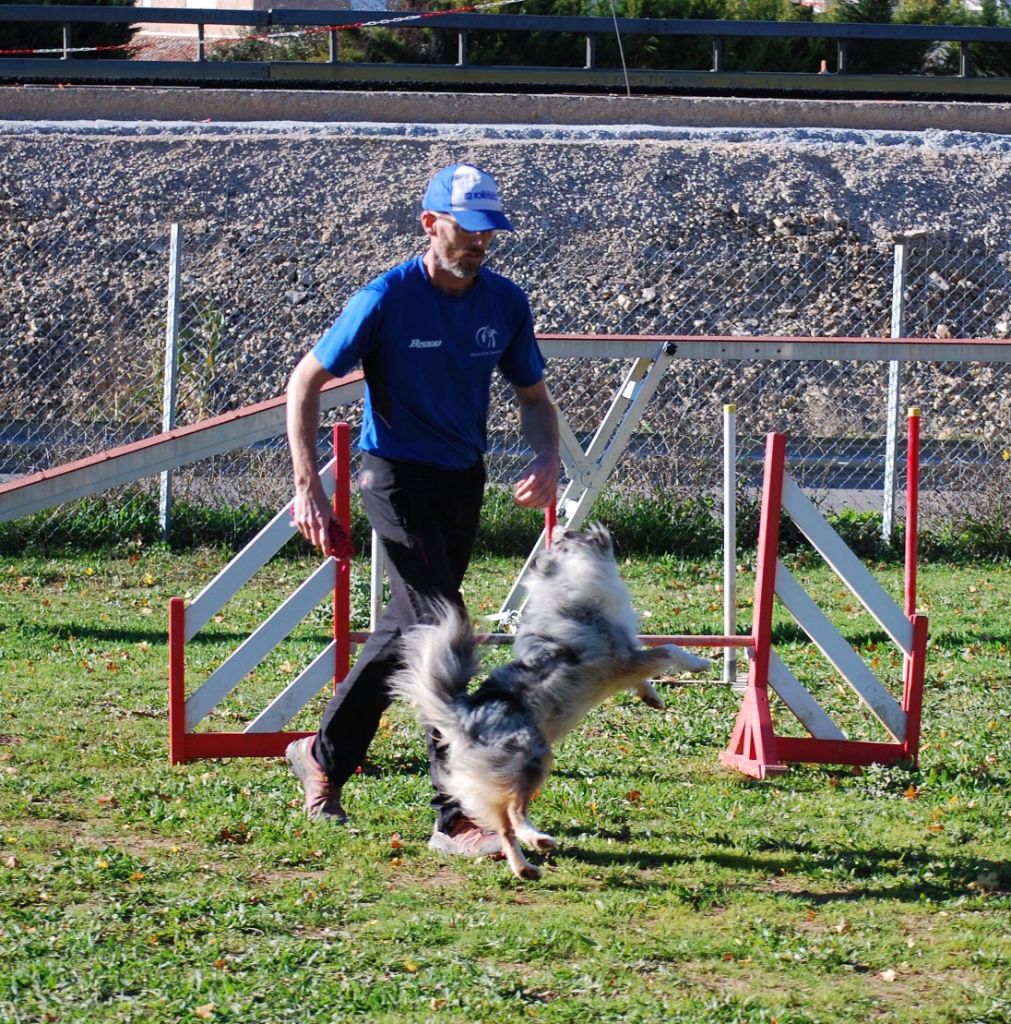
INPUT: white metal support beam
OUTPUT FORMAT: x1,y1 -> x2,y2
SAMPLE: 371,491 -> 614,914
496,343 -> 676,620
184,558 -> 337,730
782,476 -> 914,656
775,561 -> 906,741
185,457 -> 336,641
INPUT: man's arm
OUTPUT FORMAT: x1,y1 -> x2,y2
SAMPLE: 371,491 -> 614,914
512,379 -> 561,510
287,351 -> 337,552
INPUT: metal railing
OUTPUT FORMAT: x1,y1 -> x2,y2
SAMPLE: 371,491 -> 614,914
1,6 -> 1010,96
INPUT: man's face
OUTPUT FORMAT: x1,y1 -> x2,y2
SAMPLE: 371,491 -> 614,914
427,214 -> 496,280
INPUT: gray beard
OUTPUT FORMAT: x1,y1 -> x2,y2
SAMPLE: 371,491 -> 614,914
435,250 -> 483,279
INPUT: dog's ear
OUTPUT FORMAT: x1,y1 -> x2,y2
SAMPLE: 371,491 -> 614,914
585,522 -> 614,554
531,547 -> 558,577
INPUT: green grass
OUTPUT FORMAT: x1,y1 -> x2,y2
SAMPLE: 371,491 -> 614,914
1,548 -> 1009,1023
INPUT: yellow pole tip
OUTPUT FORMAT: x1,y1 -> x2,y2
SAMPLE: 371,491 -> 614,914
908,407 -> 921,417
724,404 -> 737,413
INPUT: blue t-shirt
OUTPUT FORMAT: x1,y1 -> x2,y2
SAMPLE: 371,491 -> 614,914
312,254 -> 545,469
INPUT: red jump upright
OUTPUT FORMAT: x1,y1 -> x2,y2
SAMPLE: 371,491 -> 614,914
720,415 -> 929,779
168,424 -> 353,764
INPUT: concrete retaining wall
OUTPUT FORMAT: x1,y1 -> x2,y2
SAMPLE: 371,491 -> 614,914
2,85 -> 1011,134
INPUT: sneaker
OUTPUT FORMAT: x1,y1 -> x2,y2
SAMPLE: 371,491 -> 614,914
285,736 -> 346,823
429,817 -> 503,858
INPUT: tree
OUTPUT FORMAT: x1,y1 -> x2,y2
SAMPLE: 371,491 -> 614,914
0,0 -> 137,60
958,0 -> 1011,78
826,0 -> 960,75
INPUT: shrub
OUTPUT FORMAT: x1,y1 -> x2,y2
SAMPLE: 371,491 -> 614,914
7,486 -> 1011,563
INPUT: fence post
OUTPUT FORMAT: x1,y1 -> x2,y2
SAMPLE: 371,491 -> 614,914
160,223 -> 183,542
883,230 -> 928,542
723,404 -> 739,687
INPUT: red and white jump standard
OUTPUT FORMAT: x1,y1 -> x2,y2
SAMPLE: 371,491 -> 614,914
168,424 -> 354,763
717,412 -> 928,778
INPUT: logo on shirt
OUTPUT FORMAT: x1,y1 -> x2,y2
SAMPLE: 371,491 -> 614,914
475,325 -> 499,350
409,338 -> 443,349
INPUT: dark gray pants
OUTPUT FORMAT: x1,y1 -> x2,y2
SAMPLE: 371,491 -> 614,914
313,451 -> 485,832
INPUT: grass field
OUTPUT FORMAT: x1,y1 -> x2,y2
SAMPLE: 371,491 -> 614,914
1,547 -> 1009,1023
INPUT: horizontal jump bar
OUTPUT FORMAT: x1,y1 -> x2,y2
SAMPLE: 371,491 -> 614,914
349,631 -> 752,648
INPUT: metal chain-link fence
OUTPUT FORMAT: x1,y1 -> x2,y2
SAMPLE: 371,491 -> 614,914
3,213 -> 1011,547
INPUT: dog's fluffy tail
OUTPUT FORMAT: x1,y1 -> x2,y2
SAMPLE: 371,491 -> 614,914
388,601 -> 477,742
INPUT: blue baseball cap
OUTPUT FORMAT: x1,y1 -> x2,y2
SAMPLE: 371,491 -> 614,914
422,164 -> 514,232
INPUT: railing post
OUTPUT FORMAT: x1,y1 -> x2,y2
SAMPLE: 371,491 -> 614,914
61,23 -> 71,60
836,39 -> 848,74
712,37 -> 723,73
196,23 -> 205,62
160,223 -> 184,543
585,34 -> 596,70
959,40 -> 970,78
329,28 -> 339,64
457,30 -> 469,67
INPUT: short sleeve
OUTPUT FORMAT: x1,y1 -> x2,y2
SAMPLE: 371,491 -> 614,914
496,290 -> 544,389
311,284 -> 383,377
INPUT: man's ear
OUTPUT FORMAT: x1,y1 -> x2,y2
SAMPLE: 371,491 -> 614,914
420,210 -> 439,237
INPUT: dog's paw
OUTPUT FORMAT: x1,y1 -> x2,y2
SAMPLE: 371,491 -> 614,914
636,680 -> 665,709
661,644 -> 711,675
532,833 -> 558,851
518,864 -> 542,881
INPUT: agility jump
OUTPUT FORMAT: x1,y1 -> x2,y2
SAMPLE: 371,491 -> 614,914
166,412 -> 927,778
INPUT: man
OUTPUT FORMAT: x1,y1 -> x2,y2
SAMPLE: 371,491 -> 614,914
285,163 -> 560,857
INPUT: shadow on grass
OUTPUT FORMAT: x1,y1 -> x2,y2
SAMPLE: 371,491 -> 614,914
548,837 -> 1008,903
10,620 -> 172,646
11,620 -> 334,649
771,620 -> 1011,650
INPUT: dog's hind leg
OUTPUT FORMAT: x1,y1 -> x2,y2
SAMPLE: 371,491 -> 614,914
492,803 -> 541,880
657,643 -> 710,675
618,646 -> 709,709
509,792 -> 557,853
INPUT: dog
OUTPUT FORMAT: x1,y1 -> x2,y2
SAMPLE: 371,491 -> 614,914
389,523 -> 710,880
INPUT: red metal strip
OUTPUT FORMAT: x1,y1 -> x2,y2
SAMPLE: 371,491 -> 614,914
905,408 -> 920,618
773,736 -> 908,766
751,433 -> 787,690
181,731 -> 315,760
901,613 -> 929,764
333,423 -> 352,691
719,432 -> 787,778
167,597 -> 187,765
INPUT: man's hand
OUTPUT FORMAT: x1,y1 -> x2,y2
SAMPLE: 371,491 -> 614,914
514,451 -> 561,509
512,380 -> 560,510
287,352 -> 355,557
290,483 -> 353,559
